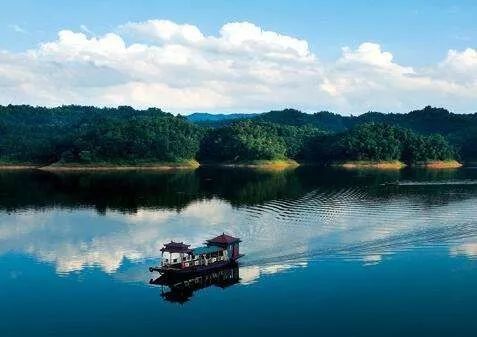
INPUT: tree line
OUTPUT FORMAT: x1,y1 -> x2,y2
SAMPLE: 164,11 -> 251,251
0,105 -> 203,165
191,106 -> 477,161
0,105 -> 462,166
198,121 -> 455,164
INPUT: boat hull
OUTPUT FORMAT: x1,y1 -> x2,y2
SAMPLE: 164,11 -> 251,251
150,260 -> 239,277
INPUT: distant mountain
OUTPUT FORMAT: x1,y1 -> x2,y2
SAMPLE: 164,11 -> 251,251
186,112 -> 258,126
187,109 -> 348,130
247,106 -> 477,135
255,109 -> 316,126
255,109 -> 348,132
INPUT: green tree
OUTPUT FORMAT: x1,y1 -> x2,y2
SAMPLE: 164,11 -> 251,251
199,121 -> 287,162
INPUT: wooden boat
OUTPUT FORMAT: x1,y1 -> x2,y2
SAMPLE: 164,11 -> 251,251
149,233 -> 243,276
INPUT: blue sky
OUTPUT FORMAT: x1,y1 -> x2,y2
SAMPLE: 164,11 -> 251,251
2,0 -> 475,64
1,0 -> 476,113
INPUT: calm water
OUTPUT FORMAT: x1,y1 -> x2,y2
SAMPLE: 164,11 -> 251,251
1,167 -> 477,336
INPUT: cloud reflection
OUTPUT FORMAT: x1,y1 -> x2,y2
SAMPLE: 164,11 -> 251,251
450,242 -> 477,259
1,184 -> 477,277
240,262 -> 308,285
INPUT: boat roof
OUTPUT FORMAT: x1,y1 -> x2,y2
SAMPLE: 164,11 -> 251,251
160,241 -> 192,253
192,245 -> 223,255
207,233 -> 241,245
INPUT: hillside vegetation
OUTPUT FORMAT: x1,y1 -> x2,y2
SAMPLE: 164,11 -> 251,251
0,105 -> 203,166
301,124 -> 455,164
190,106 -> 477,162
0,105 -> 470,167
198,121 -> 323,163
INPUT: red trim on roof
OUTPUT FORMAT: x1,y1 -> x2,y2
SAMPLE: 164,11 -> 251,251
207,233 -> 241,244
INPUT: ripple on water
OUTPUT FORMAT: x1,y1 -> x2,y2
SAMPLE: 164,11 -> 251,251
239,185 -> 477,266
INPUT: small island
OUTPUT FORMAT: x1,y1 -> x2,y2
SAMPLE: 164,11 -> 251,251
0,105 -> 471,170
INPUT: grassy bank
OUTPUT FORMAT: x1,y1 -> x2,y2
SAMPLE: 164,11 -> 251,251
339,161 -> 407,170
0,160 -> 201,171
205,159 -> 299,170
0,164 -> 38,170
1,159 -> 463,171
43,160 -> 200,171
412,160 -> 463,169
337,160 -> 463,170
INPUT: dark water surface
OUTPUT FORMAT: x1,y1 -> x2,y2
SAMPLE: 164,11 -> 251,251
1,167 -> 477,336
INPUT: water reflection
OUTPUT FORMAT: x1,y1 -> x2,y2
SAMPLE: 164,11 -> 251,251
1,167 -> 477,277
2,167 -> 476,214
2,167 -> 477,336
150,265 -> 240,304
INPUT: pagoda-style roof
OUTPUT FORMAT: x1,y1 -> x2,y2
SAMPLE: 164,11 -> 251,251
160,241 -> 192,253
206,233 -> 241,245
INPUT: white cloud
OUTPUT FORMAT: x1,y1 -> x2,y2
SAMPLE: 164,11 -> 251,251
323,44 -> 477,112
444,48 -> 477,70
339,42 -> 414,75
0,19 -> 476,113
436,48 -> 477,85
121,19 -> 205,44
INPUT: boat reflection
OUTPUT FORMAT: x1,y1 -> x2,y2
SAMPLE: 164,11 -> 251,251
150,265 -> 240,303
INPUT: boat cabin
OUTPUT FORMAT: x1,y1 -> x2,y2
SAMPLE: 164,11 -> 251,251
157,233 -> 242,273
206,233 -> 242,260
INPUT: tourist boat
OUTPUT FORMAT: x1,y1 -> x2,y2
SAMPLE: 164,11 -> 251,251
149,233 -> 243,276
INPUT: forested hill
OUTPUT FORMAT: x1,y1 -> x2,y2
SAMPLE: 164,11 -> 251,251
0,105 -> 474,166
0,105 -> 204,165
187,106 -> 477,161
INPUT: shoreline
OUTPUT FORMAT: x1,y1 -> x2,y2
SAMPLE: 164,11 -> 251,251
0,159 -> 464,171
339,161 -> 406,170
0,160 -> 200,171
0,165 -> 38,170
206,160 -> 300,170
336,160 -> 463,170
413,160 -> 463,169
39,165 -> 198,171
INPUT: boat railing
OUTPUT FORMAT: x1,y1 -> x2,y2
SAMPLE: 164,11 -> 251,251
161,255 -> 228,268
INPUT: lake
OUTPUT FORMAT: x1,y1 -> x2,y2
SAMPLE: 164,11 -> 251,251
1,167 -> 477,336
